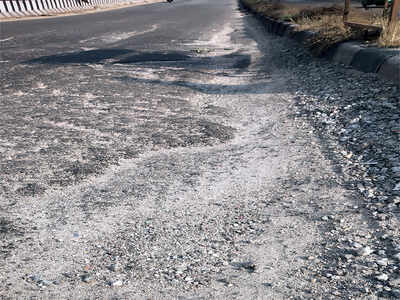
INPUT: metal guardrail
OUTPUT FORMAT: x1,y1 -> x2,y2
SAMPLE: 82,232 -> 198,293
0,0 -> 130,18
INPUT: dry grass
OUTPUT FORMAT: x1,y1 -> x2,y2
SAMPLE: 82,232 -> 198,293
242,0 -> 303,21
242,0 -> 400,51
375,17 -> 400,47
297,14 -> 354,55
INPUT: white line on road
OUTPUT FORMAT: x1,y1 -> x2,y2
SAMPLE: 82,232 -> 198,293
0,37 -> 14,42
79,24 -> 159,44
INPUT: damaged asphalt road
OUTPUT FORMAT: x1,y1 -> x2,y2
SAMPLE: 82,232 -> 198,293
1,0 -> 400,298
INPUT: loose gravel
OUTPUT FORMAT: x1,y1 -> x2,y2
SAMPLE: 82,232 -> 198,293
0,1 -> 399,299
262,23 -> 400,298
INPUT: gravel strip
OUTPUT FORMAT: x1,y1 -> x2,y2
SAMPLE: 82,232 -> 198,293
256,22 -> 400,298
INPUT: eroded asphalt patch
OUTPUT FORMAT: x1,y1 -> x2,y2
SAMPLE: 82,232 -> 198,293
1,3 -> 400,299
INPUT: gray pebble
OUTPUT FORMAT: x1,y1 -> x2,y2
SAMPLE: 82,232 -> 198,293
391,289 -> 400,298
108,264 -> 120,272
390,278 -> 400,288
376,273 -> 389,281
376,258 -> 389,266
358,246 -> 373,256
109,279 -> 123,287
81,274 -> 92,283
184,276 -> 193,282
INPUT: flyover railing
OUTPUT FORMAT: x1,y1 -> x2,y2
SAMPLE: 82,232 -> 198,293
0,0 -> 136,18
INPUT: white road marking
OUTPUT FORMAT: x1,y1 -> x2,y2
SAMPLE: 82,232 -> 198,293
80,47 -> 98,51
0,37 -> 14,42
80,24 -> 159,44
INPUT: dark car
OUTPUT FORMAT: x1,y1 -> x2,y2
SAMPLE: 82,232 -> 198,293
361,0 -> 391,8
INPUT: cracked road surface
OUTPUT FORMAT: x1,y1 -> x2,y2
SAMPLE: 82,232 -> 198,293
1,0 -> 399,298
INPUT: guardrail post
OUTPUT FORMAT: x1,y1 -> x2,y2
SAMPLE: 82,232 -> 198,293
389,0 -> 399,23
343,0 -> 350,22
387,0 -> 399,36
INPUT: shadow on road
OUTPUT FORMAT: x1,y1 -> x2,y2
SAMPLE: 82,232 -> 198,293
27,49 -> 134,64
25,48 -> 264,95
25,48 -> 251,68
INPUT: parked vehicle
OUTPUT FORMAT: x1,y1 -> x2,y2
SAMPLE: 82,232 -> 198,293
361,0 -> 391,8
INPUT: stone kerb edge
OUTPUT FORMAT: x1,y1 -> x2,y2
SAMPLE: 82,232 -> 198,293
377,54 -> 400,84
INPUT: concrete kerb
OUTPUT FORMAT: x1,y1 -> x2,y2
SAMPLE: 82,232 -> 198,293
351,48 -> 399,73
284,24 -> 299,38
24,0 -> 41,16
293,30 -> 317,45
378,55 -> 400,83
5,0 -> 24,17
275,21 -> 285,36
240,0 -> 400,86
278,21 -> 292,36
331,42 -> 363,66
0,1 -> 12,17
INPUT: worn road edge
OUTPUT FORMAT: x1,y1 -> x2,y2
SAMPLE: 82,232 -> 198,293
239,1 -> 400,86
